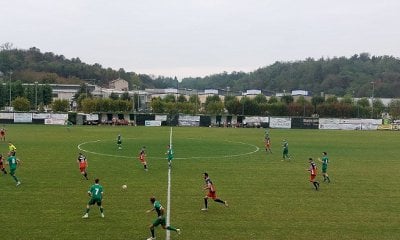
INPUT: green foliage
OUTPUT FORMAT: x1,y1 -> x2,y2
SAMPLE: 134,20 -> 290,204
52,99 -> 69,112
388,99 -> 400,120
109,92 -> 119,100
177,94 -> 187,103
280,95 -> 294,104
164,94 -> 176,103
150,97 -> 164,113
12,96 -> 30,111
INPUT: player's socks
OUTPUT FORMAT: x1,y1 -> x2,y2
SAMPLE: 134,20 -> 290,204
313,182 -> 318,190
214,199 -> 225,204
100,207 -> 104,213
12,175 -> 19,182
86,208 -> 90,214
167,226 -> 177,231
84,172 -> 88,180
204,198 -> 208,209
150,229 -> 155,238
327,176 -> 330,183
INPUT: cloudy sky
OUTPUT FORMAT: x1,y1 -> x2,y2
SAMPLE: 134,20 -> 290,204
2,0 -> 400,79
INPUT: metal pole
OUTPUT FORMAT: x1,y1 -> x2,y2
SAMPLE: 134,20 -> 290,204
35,81 -> 38,110
371,82 -> 374,118
9,71 -> 12,107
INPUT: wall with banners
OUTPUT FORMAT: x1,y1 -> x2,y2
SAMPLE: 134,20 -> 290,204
0,112 -> 390,130
319,118 -> 382,130
291,117 -> 319,129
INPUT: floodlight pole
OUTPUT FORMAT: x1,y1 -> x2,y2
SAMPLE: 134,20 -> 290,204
9,71 -> 12,107
371,81 -> 375,119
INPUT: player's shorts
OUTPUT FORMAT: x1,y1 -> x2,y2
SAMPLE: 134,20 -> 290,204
0,162 -> 4,169
0,132 -> 4,137
117,140 -> 122,144
10,168 -> 16,175
322,167 -> 327,173
207,191 -> 217,199
79,166 -> 86,173
152,216 -> 166,226
283,149 -> 288,155
88,198 -> 102,206
309,174 -> 316,182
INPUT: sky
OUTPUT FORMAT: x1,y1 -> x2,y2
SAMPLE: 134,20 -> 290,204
2,0 -> 400,80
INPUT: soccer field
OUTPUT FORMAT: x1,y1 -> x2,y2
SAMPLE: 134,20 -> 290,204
0,125 -> 399,240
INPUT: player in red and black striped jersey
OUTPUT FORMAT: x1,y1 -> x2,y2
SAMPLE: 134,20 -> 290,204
202,172 -> 228,211
138,146 -> 148,171
307,158 -> 320,190
0,154 -> 8,174
77,153 -> 88,180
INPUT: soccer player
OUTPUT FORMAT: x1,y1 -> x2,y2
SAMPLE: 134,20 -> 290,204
82,178 -> 104,218
282,139 -> 290,161
0,127 -> 6,141
165,144 -> 174,168
8,142 -> 17,156
77,153 -> 89,180
0,153 -> 8,174
202,172 -> 228,211
307,158 -> 320,190
319,152 -> 331,183
146,196 -> 180,240
138,146 -> 148,171
264,136 -> 272,153
6,152 -> 21,186
117,134 -> 122,149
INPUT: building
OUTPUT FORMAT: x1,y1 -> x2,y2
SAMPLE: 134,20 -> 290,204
109,78 -> 129,91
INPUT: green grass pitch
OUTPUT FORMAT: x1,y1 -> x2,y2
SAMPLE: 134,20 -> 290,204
0,125 -> 399,240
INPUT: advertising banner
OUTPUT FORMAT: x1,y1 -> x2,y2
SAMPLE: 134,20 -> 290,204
145,120 -> 162,126
14,113 -> 33,123
269,117 -> 291,129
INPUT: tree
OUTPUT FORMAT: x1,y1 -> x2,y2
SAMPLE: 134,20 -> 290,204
164,94 -> 176,103
254,94 -> 267,104
12,97 -> 30,111
151,97 -> 164,113
280,95 -> 294,105
52,99 -> 69,112
388,99 -> 400,120
357,98 -> 370,108
177,94 -> 187,103
109,92 -> 119,100
120,91 -> 131,101
372,98 -> 385,119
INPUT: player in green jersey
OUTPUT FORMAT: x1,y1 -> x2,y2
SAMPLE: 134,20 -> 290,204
146,196 -> 180,240
318,152 -> 331,183
117,134 -> 122,149
82,178 -> 104,218
165,145 -> 174,168
282,139 -> 290,161
8,142 -> 17,156
6,152 -> 21,186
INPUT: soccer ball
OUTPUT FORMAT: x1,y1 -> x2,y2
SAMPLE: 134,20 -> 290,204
122,184 -> 127,190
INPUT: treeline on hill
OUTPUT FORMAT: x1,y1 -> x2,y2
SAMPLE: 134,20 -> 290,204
180,53 -> 400,98
0,43 -> 178,90
1,43 -> 400,98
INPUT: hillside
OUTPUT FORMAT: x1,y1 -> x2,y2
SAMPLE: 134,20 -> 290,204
1,45 -> 400,97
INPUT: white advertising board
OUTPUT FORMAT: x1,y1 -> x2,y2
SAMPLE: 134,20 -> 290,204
155,115 -> 167,121
0,112 -> 14,119
14,113 -> 33,123
269,117 -> 291,129
145,120 -> 162,126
